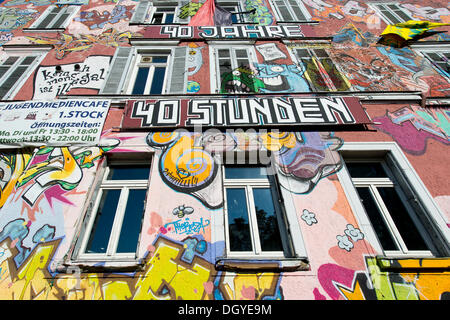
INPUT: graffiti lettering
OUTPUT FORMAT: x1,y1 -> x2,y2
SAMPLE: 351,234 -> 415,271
164,217 -> 210,235
126,97 -> 363,129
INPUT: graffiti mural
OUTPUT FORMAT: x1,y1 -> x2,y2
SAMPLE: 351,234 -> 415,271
374,105 -> 450,155
145,130 -> 343,209
0,234 -> 282,300
74,5 -> 134,30
0,7 -> 37,31
26,28 -> 141,59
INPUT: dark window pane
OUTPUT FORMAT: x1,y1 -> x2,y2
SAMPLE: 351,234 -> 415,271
132,67 -> 150,94
165,14 -> 174,23
86,189 -> 120,253
107,165 -> 150,180
152,56 -> 168,63
116,189 -> 146,253
356,187 -> 398,251
225,166 -> 268,180
346,162 -> 388,178
150,66 -> 166,94
253,188 -> 283,251
3,56 -> 19,65
378,187 -> 429,251
218,49 -> 230,58
226,188 -> 252,251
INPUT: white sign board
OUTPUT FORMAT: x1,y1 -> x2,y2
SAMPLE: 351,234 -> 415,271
33,56 -> 110,100
0,99 -> 111,148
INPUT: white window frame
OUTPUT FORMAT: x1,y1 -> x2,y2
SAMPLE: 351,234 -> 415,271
369,2 -> 413,25
212,153 -> 308,268
146,5 -> 177,24
216,0 -> 248,23
209,42 -> 258,94
269,0 -> 311,22
27,5 -> 80,30
287,44 -> 351,92
124,50 -> 171,95
337,142 -> 450,258
223,169 -> 286,258
412,44 -> 450,82
76,160 -> 151,262
0,47 -> 47,100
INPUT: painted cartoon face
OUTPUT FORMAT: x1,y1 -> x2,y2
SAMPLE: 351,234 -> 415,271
254,63 -> 310,92
186,44 -> 203,76
220,67 -> 265,94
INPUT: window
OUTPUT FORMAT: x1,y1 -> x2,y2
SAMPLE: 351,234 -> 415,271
148,6 -> 176,24
370,3 -> 413,25
0,51 -> 45,99
269,0 -> 311,22
127,52 -> 169,95
223,165 -> 291,258
216,1 -> 248,23
27,5 -> 79,30
130,1 -> 177,24
100,46 -> 188,94
76,161 -> 150,261
131,0 -> 247,25
289,46 -> 350,91
338,142 -> 450,257
418,49 -> 449,79
211,45 -> 261,94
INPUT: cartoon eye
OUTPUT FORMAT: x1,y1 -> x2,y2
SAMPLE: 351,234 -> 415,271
270,66 -> 284,72
232,70 -> 241,76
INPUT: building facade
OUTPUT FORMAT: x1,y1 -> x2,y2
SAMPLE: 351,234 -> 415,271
0,0 -> 449,300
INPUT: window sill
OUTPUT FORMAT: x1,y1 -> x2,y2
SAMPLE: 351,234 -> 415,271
215,258 -> 309,272
22,28 -> 66,33
375,256 -> 450,272
57,259 -> 146,273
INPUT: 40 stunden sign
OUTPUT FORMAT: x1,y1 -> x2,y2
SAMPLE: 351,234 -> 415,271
0,99 -> 110,148
123,96 -> 370,129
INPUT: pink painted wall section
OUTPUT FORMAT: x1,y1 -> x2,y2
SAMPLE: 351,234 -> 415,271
337,103 -> 450,224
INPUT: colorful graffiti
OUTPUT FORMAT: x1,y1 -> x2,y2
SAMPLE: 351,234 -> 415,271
374,105 -> 450,155
0,150 -> 32,208
254,63 -> 310,93
26,28 -> 141,59
74,5 -> 134,30
145,131 -> 343,208
334,257 -> 450,300
0,7 -> 37,31
0,234 -> 282,300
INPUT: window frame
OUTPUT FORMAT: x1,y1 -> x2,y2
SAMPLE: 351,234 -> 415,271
147,5 -> 176,24
222,166 -> 287,258
412,44 -> 450,82
26,5 -> 80,31
268,0 -> 312,22
337,142 -> 450,258
124,51 -> 171,95
209,42 -> 259,94
287,44 -> 351,92
131,0 -> 248,25
75,157 -> 152,263
211,152 -> 309,271
369,2 -> 413,25
0,47 -> 47,100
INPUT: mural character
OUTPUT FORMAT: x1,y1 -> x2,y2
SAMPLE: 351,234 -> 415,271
254,63 -> 311,93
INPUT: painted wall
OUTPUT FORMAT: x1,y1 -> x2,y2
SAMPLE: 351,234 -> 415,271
0,0 -> 449,300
